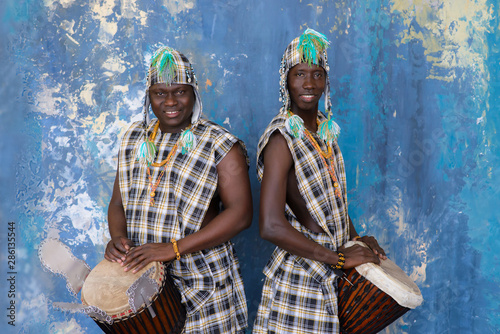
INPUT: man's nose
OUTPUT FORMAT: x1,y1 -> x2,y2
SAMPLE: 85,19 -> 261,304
303,75 -> 314,89
164,93 -> 177,106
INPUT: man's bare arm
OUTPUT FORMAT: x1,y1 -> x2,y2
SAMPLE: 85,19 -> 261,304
259,132 -> 379,268
104,169 -> 134,263
121,143 -> 252,273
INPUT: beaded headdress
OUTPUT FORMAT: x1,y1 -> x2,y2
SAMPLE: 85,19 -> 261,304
280,29 -> 340,143
137,46 -> 201,165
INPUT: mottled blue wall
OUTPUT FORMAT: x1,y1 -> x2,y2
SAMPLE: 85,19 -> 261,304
1,0 -> 499,333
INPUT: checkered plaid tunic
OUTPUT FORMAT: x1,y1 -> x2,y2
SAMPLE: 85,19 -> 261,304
118,118 -> 248,333
253,111 -> 350,334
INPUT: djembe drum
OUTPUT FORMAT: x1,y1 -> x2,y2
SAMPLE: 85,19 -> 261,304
81,259 -> 186,334
337,241 -> 423,334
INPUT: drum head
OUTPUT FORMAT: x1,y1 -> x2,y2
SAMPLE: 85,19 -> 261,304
344,241 -> 423,309
81,260 -> 163,317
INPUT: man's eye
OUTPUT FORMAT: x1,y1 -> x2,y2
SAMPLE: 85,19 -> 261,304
296,73 -> 304,77
176,90 -> 185,95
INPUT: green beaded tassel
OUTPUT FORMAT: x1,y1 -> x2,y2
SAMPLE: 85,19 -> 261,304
178,128 -> 196,154
298,28 -> 330,66
151,48 -> 177,85
136,137 -> 157,165
285,114 -> 305,139
317,112 -> 341,143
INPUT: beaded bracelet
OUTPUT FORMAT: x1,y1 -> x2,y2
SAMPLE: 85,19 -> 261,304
171,239 -> 181,260
334,251 -> 345,270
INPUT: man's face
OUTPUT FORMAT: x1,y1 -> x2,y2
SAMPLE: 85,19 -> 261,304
287,63 -> 326,114
149,83 -> 195,133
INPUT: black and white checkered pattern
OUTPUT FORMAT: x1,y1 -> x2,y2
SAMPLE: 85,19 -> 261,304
118,118 -> 248,333
253,111 -> 350,333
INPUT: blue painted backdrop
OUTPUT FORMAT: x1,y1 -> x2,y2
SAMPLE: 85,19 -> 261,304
1,0 -> 499,333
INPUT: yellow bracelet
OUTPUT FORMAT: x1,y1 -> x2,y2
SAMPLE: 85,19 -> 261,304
353,236 -> 362,241
171,239 -> 181,260
334,251 -> 345,270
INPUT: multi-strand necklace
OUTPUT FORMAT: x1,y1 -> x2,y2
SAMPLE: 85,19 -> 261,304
303,129 -> 342,199
288,111 -> 342,199
145,121 -> 186,206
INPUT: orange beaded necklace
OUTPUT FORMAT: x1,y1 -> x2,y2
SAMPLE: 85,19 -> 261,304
146,122 -> 186,205
289,111 -> 342,199
303,130 -> 342,198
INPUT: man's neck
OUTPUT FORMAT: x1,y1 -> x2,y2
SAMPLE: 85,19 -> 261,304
291,107 -> 319,132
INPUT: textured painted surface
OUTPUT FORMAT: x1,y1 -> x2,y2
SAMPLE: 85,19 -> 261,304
1,0 -> 499,333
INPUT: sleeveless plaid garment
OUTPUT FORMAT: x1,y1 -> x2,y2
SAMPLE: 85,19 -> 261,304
253,111 -> 350,334
118,118 -> 248,333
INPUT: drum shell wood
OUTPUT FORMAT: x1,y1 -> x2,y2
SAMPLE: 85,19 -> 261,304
337,267 -> 409,334
82,261 -> 186,334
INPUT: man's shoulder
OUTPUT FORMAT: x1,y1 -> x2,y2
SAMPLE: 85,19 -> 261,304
194,118 -> 245,163
126,120 -> 144,132
267,112 -> 287,129
259,112 -> 288,143
121,121 -> 144,142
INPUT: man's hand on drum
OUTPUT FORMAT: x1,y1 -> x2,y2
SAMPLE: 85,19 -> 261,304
340,244 -> 379,268
358,235 -> 387,260
120,243 -> 174,274
105,236 -> 133,264
340,236 -> 387,269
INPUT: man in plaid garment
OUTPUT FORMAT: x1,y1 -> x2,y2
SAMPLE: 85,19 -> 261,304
105,46 -> 252,333
253,29 -> 386,333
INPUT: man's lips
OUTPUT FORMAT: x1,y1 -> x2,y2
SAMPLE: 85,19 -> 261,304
299,94 -> 317,103
163,110 -> 181,117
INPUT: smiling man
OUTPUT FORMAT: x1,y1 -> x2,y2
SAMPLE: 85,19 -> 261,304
104,46 -> 252,333
253,29 -> 386,333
